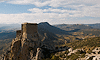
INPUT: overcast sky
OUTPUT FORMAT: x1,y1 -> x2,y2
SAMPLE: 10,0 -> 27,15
0,0 -> 100,24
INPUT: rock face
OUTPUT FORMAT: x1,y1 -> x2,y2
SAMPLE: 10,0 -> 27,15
2,23 -> 42,60
36,48 -> 44,60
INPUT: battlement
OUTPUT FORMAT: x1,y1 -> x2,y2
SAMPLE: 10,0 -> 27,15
22,22 -> 38,25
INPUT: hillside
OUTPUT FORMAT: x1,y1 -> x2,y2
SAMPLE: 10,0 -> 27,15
0,24 -> 20,40
38,22 -> 68,35
54,23 -> 100,30
65,37 -> 100,52
46,37 -> 100,60
0,31 -> 16,40
0,39 -> 12,55
87,23 -> 100,29
54,23 -> 100,41
38,22 -> 70,47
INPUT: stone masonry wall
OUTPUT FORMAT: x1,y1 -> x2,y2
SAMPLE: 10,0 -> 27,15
22,23 -> 38,39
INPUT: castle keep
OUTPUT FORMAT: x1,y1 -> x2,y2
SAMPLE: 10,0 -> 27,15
22,23 -> 38,39
16,23 -> 38,39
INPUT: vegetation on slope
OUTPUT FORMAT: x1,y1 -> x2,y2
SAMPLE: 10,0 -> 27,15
47,37 -> 100,60
66,37 -> 100,48
0,39 -> 12,55
65,37 -> 100,53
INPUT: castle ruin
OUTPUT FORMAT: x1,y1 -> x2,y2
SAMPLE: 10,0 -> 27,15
16,23 -> 39,40
10,23 -> 41,60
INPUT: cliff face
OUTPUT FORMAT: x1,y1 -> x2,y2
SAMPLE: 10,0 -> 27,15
10,34 -> 41,60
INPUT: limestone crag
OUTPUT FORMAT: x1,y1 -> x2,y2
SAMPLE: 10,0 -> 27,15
36,48 -> 44,60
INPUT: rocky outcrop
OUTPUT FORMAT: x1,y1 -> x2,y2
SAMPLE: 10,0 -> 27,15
1,23 -> 43,60
10,37 -> 41,60
36,48 -> 44,60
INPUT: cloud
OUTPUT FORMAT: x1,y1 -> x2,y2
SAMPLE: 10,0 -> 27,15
0,12 -> 75,24
7,0 -> 33,5
7,0 -> 100,17
7,0 -> 100,7
0,11 -> 100,24
7,0 -> 51,7
0,0 -> 10,2
33,1 -> 51,7
28,7 -> 100,17
0,13 -> 61,24
28,8 -> 81,13
0,0 -> 100,24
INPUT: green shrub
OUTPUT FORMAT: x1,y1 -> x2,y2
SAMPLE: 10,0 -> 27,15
51,55 -> 59,60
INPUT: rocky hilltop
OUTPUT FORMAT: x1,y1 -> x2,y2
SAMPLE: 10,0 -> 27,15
1,23 -> 60,60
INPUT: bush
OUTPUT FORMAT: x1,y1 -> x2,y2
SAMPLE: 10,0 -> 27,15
69,53 -> 79,60
51,55 -> 59,60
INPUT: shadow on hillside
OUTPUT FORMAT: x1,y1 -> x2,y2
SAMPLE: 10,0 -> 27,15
67,29 -> 80,32
38,22 -> 70,35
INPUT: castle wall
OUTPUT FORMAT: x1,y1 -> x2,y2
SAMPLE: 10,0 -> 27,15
16,30 -> 22,38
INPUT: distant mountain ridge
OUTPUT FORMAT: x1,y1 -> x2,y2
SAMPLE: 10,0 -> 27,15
86,23 -> 100,29
54,23 -> 100,30
0,24 -> 20,29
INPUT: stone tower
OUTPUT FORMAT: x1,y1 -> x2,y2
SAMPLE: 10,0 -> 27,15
22,23 -> 38,40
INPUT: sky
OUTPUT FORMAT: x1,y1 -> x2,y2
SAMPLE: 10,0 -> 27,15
0,0 -> 100,24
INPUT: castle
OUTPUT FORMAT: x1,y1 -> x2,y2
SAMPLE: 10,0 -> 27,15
9,23 -> 41,60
